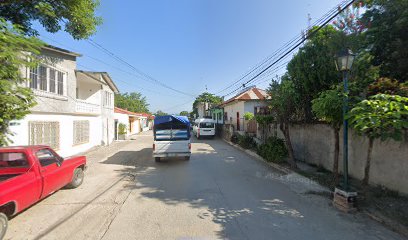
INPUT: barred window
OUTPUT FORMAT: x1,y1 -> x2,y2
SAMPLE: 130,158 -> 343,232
29,122 -> 60,150
39,65 -> 47,91
73,120 -> 89,145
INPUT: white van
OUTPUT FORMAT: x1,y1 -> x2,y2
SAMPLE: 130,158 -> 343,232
193,118 -> 216,139
153,115 -> 191,162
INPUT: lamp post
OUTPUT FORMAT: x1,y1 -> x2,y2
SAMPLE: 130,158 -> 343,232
335,48 -> 355,191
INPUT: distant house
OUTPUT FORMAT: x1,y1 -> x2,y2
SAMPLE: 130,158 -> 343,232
220,87 -> 269,132
8,45 -> 119,157
114,107 -> 153,139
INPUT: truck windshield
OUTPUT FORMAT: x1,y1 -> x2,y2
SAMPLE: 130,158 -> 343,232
154,122 -> 190,141
0,152 -> 29,168
200,122 -> 215,128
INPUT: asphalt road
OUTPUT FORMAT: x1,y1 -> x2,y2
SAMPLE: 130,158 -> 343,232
5,131 -> 405,240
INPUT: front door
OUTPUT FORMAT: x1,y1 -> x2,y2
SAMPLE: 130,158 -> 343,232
236,112 -> 240,131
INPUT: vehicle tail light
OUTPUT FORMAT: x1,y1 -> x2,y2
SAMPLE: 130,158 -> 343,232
188,143 -> 191,150
153,144 -> 155,151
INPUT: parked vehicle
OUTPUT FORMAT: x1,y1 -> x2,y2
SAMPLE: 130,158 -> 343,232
0,146 -> 87,239
192,118 -> 216,139
153,115 -> 191,162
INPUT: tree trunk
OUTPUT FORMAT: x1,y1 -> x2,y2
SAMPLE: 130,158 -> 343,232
280,122 -> 297,168
363,138 -> 374,185
333,127 -> 340,185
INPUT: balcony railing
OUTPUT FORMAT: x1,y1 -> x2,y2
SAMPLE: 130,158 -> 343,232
75,100 -> 101,114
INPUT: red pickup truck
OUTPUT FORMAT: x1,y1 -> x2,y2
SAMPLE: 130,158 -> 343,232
0,145 -> 87,239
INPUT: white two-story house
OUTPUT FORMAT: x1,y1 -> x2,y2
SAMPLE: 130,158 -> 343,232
8,45 -> 119,157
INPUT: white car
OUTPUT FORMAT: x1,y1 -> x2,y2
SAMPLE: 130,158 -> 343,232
192,118 -> 216,139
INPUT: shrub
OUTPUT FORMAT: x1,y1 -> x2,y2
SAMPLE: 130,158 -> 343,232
237,134 -> 257,149
118,123 -> 127,135
230,134 -> 239,144
257,136 -> 288,163
244,112 -> 254,121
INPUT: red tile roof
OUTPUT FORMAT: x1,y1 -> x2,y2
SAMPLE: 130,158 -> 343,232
114,107 -> 154,119
222,87 -> 268,106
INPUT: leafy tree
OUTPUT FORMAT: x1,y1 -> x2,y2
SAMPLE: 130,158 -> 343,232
0,0 -> 102,39
286,26 -> 344,122
348,94 -> 408,185
0,20 -> 43,145
193,92 -> 223,110
362,0 -> 408,82
155,110 -> 168,116
179,111 -> 189,116
267,77 -> 298,168
367,77 -> 408,97
243,112 -> 254,121
115,92 -> 150,113
312,88 -> 343,184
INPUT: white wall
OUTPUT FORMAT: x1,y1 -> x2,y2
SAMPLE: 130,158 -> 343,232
8,113 -> 102,157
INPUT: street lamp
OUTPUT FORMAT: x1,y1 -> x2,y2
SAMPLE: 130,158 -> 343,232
335,48 -> 355,191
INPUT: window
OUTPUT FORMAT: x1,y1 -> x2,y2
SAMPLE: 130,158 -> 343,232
29,121 -> 60,150
29,67 -> 38,89
0,152 -> 29,168
103,91 -> 113,107
39,65 -> 47,91
224,112 -> 228,121
57,71 -> 64,95
29,65 -> 65,96
73,120 -> 90,145
36,149 -> 59,167
200,122 -> 215,128
49,69 -> 56,93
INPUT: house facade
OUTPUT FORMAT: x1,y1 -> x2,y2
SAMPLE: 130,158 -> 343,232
8,45 -> 119,157
221,87 -> 268,132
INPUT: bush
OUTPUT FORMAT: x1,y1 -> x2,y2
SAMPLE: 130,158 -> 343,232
237,134 -> 257,149
118,123 -> 127,135
230,134 -> 239,144
257,137 -> 288,163
244,112 -> 254,121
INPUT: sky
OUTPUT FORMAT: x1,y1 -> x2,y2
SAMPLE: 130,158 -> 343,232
36,0 -> 342,114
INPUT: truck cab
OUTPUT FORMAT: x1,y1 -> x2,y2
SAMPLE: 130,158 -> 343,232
153,115 -> 191,162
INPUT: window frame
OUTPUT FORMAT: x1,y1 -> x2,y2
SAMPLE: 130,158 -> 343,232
73,120 -> 90,145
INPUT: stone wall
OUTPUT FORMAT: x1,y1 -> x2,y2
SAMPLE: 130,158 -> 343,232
260,123 -> 408,195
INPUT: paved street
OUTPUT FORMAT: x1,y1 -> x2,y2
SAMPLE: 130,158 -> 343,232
5,131 -> 405,240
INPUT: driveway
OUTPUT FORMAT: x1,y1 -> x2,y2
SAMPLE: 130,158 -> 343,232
5,131 -> 404,240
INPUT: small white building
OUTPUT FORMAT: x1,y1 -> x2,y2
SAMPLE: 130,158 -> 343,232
221,87 -> 269,132
8,45 -> 119,157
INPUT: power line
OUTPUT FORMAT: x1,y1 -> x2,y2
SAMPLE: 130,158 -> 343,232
215,0 -> 351,96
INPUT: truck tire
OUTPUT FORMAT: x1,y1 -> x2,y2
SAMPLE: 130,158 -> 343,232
0,212 -> 7,240
66,168 -> 84,189
184,156 -> 190,161
155,157 -> 161,162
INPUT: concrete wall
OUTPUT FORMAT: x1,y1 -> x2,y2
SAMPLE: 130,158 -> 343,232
266,123 -> 408,195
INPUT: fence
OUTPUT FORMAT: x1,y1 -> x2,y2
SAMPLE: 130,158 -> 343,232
257,123 -> 408,195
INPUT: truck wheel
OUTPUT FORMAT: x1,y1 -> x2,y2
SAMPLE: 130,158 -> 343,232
66,168 -> 84,189
155,157 -> 161,162
184,156 -> 190,161
0,212 -> 7,240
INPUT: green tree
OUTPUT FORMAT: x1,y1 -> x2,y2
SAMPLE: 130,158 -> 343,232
267,77 -> 298,168
0,20 -> 43,145
362,0 -> 408,81
286,26 -> 344,122
0,0 -> 102,39
115,92 -> 150,113
348,94 -> 408,185
193,92 -> 223,110
312,88 -> 343,184
155,110 -> 168,116
179,111 -> 189,116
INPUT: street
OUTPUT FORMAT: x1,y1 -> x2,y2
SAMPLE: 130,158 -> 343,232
5,131 -> 404,240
